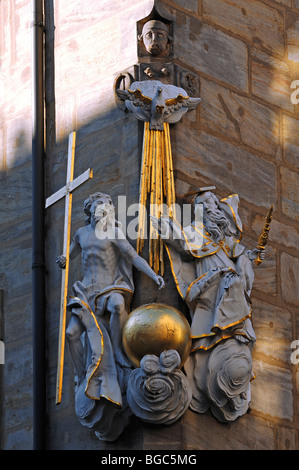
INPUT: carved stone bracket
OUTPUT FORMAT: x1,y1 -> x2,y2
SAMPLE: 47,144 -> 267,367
184,338 -> 254,423
136,62 -> 175,85
116,80 -> 201,130
175,66 -> 200,97
137,6 -> 173,60
127,350 -> 192,425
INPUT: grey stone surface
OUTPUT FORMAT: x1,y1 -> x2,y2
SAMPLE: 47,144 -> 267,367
175,18 -> 248,91
1,0 -> 299,450
202,0 -> 285,56
199,77 -> 280,157
175,126 -> 276,209
251,49 -> 294,112
253,300 -> 293,363
251,361 -> 293,421
281,252 -> 299,306
283,114 -> 299,169
281,166 -> 299,222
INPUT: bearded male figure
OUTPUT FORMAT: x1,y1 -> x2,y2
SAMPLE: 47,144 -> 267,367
56,192 -> 164,440
151,187 -> 264,422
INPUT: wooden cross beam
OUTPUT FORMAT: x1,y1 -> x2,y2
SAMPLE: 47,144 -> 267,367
45,131 -> 93,404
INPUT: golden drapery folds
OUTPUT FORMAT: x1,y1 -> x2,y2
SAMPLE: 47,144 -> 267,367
137,121 -> 176,275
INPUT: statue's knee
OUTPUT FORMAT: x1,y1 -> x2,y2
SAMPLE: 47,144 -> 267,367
108,293 -> 125,315
66,326 -> 74,341
66,324 -> 81,342
113,302 -> 125,316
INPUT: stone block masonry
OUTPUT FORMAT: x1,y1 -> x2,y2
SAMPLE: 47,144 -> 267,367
201,0 -> 285,56
1,0 -> 299,450
0,0 -> 34,449
158,0 -> 299,449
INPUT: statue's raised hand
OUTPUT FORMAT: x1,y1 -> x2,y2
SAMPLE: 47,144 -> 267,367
154,274 -> 165,289
56,255 -> 66,269
248,248 -> 265,262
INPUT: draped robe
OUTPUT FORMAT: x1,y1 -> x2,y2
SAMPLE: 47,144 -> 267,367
163,195 -> 256,351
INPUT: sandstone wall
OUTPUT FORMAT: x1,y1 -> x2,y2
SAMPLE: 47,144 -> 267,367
158,0 -> 299,450
0,0 -> 33,449
1,0 -> 299,450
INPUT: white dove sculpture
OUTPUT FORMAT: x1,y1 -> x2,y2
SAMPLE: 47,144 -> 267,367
116,80 -> 201,130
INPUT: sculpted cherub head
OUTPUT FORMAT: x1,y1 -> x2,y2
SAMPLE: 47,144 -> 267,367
138,20 -> 171,56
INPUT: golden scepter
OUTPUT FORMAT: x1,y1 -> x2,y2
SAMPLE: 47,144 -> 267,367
255,205 -> 273,265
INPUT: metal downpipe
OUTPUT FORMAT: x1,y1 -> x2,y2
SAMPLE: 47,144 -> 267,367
31,0 -> 46,450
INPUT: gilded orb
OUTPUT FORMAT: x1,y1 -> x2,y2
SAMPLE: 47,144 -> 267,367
122,303 -> 192,368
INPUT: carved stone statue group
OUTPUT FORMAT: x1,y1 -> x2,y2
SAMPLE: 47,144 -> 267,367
56,186 -> 265,440
54,15 -> 269,442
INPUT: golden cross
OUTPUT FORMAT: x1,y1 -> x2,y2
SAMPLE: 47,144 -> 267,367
45,131 -> 93,404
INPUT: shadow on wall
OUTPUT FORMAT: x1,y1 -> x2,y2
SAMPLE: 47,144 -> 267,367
0,131 -> 34,449
42,2 -> 189,451
0,72 -> 187,449
4,0 -> 299,450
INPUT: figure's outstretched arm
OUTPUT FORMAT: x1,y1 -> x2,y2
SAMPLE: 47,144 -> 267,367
116,236 -> 164,289
150,215 -> 193,261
